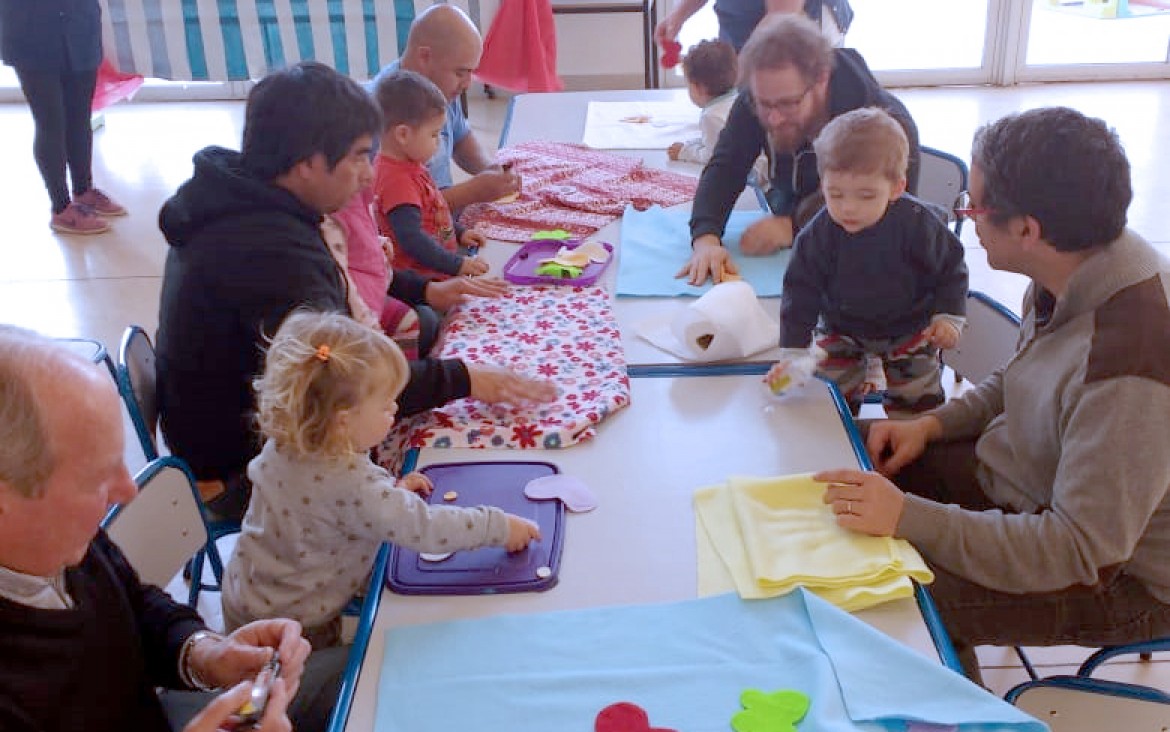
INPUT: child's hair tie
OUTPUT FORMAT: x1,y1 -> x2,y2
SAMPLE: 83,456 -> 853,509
314,344 -> 331,363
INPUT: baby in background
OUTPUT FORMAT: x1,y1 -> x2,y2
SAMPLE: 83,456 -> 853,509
667,39 -> 738,165
222,310 -> 540,648
766,107 -> 968,416
372,69 -> 489,279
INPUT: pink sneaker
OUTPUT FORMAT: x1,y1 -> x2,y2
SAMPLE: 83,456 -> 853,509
74,188 -> 127,217
50,202 -> 111,235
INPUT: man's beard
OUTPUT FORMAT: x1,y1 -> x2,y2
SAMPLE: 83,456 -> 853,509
767,122 -> 809,154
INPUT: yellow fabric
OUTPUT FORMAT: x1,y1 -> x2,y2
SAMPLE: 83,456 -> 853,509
694,474 -> 933,613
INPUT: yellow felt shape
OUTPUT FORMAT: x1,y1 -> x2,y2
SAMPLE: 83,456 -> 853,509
574,240 -> 611,263
693,474 -> 933,612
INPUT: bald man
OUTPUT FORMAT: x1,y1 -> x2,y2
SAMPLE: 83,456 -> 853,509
0,325 -> 346,732
371,4 -> 520,209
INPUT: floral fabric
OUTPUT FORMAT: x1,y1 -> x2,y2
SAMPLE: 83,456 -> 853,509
379,286 -> 629,459
459,141 -> 698,242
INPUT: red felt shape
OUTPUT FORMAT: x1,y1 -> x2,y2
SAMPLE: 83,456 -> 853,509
660,40 -> 682,69
595,702 -> 678,732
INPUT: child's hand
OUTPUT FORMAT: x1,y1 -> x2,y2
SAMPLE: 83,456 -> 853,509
764,361 -> 792,393
398,472 -> 433,497
667,142 -> 683,161
504,514 -> 541,552
460,229 -> 487,250
924,320 -> 961,349
459,256 -> 490,276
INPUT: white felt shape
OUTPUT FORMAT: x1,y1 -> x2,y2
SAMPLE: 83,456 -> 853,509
524,474 -> 598,513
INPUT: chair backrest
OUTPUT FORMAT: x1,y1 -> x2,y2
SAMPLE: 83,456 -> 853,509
1006,676 -> 1170,731
117,325 -> 159,461
917,145 -> 969,235
104,457 -> 210,590
941,291 -> 1022,386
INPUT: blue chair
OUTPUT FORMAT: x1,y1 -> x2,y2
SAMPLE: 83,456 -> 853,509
1006,674 -> 1170,730
116,325 -> 237,598
103,456 -> 227,608
918,145 -> 969,235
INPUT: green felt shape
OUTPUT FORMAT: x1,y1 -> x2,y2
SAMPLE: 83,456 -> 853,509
531,229 -> 574,240
534,262 -> 583,278
730,689 -> 810,732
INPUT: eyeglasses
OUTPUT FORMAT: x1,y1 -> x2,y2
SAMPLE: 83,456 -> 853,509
753,81 -> 816,116
954,190 -> 992,220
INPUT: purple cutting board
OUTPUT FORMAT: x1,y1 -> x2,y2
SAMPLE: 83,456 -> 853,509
386,461 -> 566,595
502,240 -> 614,286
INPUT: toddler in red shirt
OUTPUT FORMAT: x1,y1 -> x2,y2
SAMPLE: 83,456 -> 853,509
371,69 -> 488,279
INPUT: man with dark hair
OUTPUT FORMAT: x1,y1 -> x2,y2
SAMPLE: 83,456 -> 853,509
678,14 -> 918,285
814,106 -> 1170,682
157,62 -> 553,522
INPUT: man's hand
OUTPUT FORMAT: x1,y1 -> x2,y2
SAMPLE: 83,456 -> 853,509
424,276 -> 509,312
653,14 -> 683,45
458,257 -> 490,276
188,620 -> 310,694
472,167 -> 522,202
739,215 -> 794,255
924,319 -> 961,350
182,677 -> 292,732
675,235 -> 738,286
468,364 -> 557,404
667,142 -> 684,161
865,415 -> 943,477
814,468 -> 906,537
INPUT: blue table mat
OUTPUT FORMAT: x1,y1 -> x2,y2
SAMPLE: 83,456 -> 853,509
375,589 -> 1047,732
616,205 -> 791,297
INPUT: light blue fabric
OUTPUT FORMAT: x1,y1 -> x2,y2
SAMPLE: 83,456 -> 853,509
374,589 -> 1048,732
617,205 -> 790,297
368,59 -> 470,189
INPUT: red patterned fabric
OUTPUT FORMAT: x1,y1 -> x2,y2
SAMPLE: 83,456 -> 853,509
376,286 -> 629,466
459,142 -> 699,243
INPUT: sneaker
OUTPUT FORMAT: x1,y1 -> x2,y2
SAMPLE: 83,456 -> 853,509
74,188 -> 127,217
50,202 -> 111,235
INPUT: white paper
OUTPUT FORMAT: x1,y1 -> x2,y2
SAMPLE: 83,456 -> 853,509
634,281 -> 780,362
582,101 -> 702,149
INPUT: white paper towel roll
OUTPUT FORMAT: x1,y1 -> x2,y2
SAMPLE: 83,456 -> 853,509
636,281 -> 779,362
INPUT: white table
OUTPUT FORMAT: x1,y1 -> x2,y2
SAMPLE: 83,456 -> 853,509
336,374 -> 955,732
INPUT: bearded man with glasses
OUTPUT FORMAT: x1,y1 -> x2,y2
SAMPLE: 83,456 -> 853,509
679,14 -> 919,285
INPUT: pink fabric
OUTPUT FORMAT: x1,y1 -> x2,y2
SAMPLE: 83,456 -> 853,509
475,0 -> 563,93
92,59 -> 143,112
459,142 -> 699,242
378,286 -> 629,461
332,187 -> 391,316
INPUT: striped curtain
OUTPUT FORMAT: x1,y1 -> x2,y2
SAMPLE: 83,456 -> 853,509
98,0 -> 485,82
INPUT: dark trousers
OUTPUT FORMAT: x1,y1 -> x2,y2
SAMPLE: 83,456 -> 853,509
15,66 -> 98,213
892,437 -> 1170,682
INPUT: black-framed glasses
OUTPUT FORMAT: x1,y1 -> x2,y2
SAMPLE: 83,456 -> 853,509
753,81 -> 817,117
954,190 -> 992,220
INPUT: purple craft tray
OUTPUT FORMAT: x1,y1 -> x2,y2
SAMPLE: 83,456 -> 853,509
386,461 -> 566,595
502,239 -> 613,286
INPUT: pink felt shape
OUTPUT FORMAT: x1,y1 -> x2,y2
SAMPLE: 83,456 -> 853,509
595,702 -> 677,732
524,474 -> 598,513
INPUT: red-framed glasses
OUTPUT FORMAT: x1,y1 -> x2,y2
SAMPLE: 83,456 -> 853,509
954,190 -> 992,219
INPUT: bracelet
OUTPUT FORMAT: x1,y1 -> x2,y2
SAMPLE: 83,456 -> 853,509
179,629 -> 225,691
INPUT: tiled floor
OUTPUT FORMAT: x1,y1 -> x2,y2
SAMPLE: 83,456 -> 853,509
3,80 -> 1170,698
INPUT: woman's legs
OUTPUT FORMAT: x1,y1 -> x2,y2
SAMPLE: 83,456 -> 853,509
16,67 -> 72,214
61,68 -> 98,199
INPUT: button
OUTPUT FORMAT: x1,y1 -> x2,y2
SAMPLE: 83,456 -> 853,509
442,490 -> 458,501
535,566 -> 552,579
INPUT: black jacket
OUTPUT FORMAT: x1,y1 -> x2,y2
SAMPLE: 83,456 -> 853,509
0,0 -> 102,71
156,146 -> 469,481
690,48 -> 920,243
0,532 -> 205,732
779,195 -> 967,346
